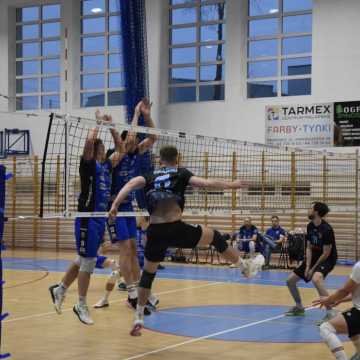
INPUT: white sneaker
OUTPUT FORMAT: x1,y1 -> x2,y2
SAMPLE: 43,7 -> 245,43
49,284 -> 65,314
73,303 -> 94,325
247,254 -> 265,278
130,312 -> 144,336
229,263 -> 239,268
93,298 -> 109,309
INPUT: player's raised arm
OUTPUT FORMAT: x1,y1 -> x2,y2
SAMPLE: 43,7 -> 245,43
105,114 -> 126,168
189,176 -> 249,190
138,98 -> 158,154
109,176 -> 146,218
83,110 -> 101,160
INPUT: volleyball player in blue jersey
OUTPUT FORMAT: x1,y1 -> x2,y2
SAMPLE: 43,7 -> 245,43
49,112 -> 123,325
104,99 -> 158,312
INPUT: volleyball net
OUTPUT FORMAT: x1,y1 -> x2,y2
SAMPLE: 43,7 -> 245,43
39,112 -> 358,219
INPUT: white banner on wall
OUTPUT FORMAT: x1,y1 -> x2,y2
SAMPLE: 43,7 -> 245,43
265,103 -> 334,147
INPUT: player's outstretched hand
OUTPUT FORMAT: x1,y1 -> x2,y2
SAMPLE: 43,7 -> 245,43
313,296 -> 334,309
140,97 -> 152,117
95,109 -> 103,124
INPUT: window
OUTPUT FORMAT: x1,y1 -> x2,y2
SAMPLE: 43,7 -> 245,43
80,0 -> 124,107
247,0 -> 312,98
168,0 -> 225,103
15,4 -> 61,110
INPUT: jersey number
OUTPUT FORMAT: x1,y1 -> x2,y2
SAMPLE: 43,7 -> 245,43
154,174 -> 171,190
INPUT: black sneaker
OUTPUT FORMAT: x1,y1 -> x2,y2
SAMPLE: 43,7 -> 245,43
157,264 -> 165,270
126,297 -> 151,315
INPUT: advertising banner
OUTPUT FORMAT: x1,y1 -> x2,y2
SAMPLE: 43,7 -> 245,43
334,101 -> 360,147
266,103 -> 333,147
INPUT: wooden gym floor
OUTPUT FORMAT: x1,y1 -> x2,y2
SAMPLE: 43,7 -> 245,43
2,249 -> 356,360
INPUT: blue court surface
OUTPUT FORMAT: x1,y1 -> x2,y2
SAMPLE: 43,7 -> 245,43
2,256 -> 349,289
144,305 -> 348,343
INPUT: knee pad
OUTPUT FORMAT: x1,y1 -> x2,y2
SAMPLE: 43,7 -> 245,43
139,270 -> 156,289
79,256 -> 97,274
320,322 -> 337,341
211,230 -> 229,253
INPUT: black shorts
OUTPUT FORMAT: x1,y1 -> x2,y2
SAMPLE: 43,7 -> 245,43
343,307 -> 360,338
145,221 -> 202,262
293,259 -> 336,283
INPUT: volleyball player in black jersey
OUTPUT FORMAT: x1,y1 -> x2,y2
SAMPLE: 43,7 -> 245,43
109,145 -> 259,336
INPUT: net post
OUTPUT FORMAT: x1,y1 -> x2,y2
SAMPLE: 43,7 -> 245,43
32,156 -> 39,250
10,157 -> 16,249
355,150 -> 359,261
40,112 -> 54,218
290,152 -> 296,231
231,151 -> 237,234
260,150 -> 266,232
55,155 -> 61,252
0,164 -> 11,359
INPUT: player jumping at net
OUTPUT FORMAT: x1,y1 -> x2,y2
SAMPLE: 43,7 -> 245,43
103,99 -> 159,314
109,145 -> 264,336
49,112 -> 123,325
313,260 -> 360,360
285,201 -> 338,324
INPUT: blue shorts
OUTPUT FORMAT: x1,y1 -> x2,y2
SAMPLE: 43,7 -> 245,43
95,255 -> 108,269
108,216 -> 137,242
75,217 -> 106,257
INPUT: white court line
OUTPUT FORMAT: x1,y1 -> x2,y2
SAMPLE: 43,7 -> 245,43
121,306 -> 317,360
3,281 -> 220,323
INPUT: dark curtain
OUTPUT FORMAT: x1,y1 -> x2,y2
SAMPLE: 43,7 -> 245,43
120,0 -> 152,209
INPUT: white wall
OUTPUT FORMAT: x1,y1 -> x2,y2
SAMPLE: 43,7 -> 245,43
158,0 -> 360,150
0,0 -> 360,155
0,0 -> 162,155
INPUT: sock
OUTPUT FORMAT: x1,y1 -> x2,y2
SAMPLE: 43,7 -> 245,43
79,296 -> 87,306
320,322 -> 348,360
127,284 -> 137,300
56,282 -> 67,296
103,290 -> 111,301
148,293 -> 158,306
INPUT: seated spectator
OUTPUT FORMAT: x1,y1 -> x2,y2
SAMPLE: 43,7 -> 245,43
237,217 -> 261,258
263,215 -> 287,268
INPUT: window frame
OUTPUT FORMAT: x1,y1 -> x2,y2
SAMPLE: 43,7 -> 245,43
247,0 -> 312,98
15,3 -> 62,111
168,0 -> 226,103
80,0 -> 124,107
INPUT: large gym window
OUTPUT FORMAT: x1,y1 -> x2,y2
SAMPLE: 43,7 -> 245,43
168,0 -> 226,103
80,0 -> 124,107
247,0 -> 312,98
15,4 -> 61,110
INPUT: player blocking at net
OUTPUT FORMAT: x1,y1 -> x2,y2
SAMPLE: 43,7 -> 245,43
109,145 -> 264,336
48,111 -> 124,325
96,98 -> 159,313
